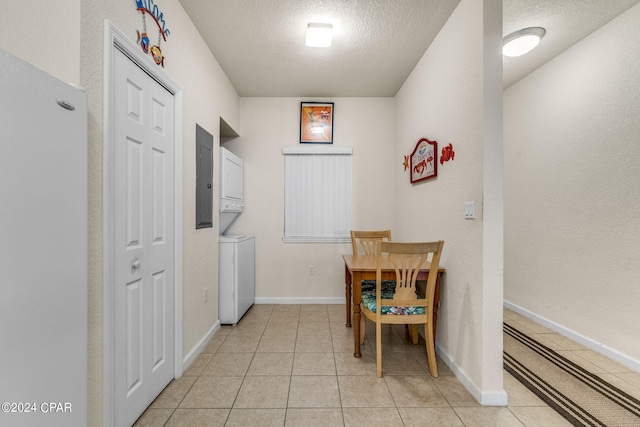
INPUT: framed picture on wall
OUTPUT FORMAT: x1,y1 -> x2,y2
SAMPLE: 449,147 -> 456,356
300,102 -> 334,144
410,138 -> 437,183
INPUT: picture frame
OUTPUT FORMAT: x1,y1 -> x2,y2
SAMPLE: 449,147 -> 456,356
300,102 -> 334,144
410,138 -> 437,183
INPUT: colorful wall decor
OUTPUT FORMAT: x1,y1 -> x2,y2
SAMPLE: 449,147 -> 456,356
135,0 -> 170,67
300,102 -> 334,144
409,138 -> 437,183
440,143 -> 455,164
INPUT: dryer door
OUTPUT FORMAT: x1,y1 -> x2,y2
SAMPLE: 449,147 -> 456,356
221,151 -> 243,201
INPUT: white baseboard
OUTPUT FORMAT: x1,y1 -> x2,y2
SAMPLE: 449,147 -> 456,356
255,297 -> 344,305
504,300 -> 640,372
480,390 -> 510,406
181,320 -> 221,373
436,344 -> 509,406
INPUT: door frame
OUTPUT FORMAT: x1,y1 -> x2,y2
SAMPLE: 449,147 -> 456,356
102,21 -> 183,427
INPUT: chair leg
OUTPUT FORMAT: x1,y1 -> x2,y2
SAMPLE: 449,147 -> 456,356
376,321 -> 382,377
360,313 -> 366,345
425,322 -> 438,377
408,324 -> 419,344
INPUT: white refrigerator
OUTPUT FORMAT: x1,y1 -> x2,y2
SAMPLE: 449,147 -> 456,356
0,50 -> 87,426
219,235 -> 255,324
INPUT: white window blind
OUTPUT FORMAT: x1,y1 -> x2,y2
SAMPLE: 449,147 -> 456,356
283,147 -> 352,242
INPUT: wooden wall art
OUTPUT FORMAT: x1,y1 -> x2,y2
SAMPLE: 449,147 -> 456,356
409,138 -> 437,183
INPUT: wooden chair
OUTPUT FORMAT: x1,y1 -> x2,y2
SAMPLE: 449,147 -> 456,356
350,230 -> 392,256
347,230 -> 392,326
360,240 -> 444,377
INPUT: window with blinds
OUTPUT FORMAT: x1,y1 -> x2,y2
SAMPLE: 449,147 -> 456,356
283,147 -> 352,242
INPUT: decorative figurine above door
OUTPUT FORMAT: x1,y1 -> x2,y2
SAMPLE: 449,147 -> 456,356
135,0 -> 171,67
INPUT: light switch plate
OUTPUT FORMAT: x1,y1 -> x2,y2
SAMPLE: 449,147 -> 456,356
465,201 -> 475,219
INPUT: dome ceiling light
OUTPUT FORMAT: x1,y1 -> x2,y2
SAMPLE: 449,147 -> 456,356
503,27 -> 546,57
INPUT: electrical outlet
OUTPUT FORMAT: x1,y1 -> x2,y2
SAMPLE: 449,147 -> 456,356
204,288 -> 208,303
308,265 -> 315,275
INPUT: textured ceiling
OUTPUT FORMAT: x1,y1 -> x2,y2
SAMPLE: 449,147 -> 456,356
178,0 -> 640,96
503,0 -> 640,88
178,0 -> 460,97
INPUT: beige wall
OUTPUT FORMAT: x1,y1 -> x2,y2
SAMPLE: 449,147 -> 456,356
225,97 -> 395,301
11,0 -> 638,423
0,0 -> 81,85
394,0 -> 505,402
504,4 -> 640,368
2,1 -> 239,424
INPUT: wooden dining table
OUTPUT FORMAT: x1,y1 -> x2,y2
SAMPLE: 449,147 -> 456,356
342,254 -> 445,357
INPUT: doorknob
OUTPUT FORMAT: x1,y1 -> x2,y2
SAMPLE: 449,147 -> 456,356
132,259 -> 141,269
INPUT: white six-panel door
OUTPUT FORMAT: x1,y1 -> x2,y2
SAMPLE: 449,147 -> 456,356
112,47 -> 175,426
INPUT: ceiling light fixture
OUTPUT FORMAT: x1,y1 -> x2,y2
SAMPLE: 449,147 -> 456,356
305,23 -> 333,48
503,27 -> 546,57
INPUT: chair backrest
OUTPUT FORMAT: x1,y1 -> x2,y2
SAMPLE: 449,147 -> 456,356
350,230 -> 392,255
377,241 -> 444,307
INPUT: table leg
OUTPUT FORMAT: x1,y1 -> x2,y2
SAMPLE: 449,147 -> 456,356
344,264 -> 352,327
353,272 -> 362,358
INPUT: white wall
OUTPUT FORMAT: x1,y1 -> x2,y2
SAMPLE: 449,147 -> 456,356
226,97 -> 395,301
394,0 -> 505,403
2,2 -> 240,425
504,4 -> 640,367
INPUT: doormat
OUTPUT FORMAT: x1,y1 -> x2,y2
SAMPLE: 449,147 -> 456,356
504,323 -> 640,426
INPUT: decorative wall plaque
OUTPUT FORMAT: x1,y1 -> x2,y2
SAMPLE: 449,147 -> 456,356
409,138 -> 437,183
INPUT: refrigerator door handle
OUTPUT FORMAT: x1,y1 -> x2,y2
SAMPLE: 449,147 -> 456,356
56,98 -> 76,110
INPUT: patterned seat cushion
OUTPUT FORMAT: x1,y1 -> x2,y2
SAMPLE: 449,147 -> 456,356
361,283 -> 426,315
360,280 -> 395,292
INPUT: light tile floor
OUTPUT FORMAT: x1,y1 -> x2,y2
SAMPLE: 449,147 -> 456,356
134,305 -> 640,426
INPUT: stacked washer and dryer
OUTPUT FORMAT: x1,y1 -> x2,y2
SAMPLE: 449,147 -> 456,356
218,147 -> 255,324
